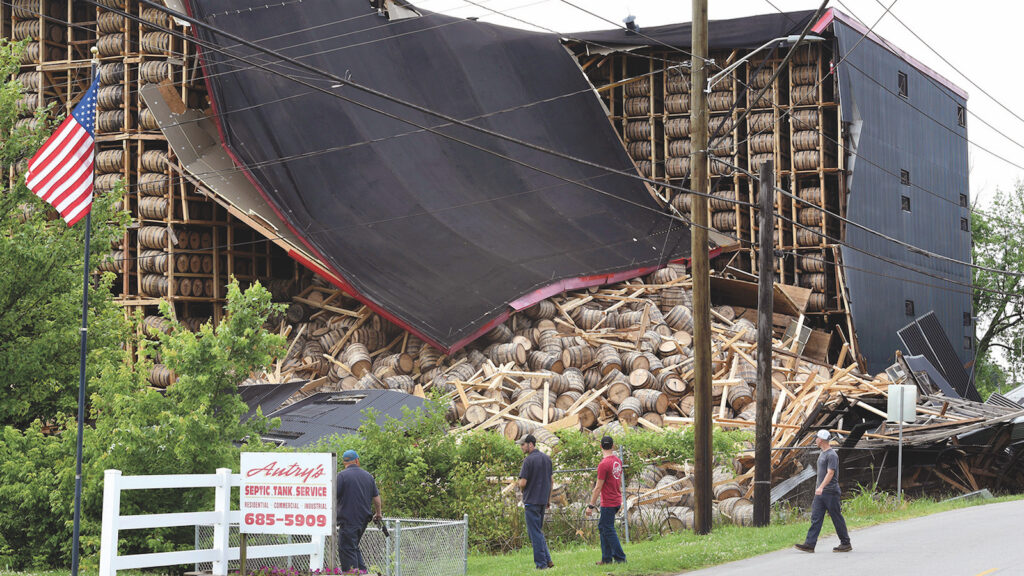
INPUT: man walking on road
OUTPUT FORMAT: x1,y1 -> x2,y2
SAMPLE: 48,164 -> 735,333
519,434 -> 554,570
585,435 -> 626,565
336,450 -> 383,574
795,430 -> 852,553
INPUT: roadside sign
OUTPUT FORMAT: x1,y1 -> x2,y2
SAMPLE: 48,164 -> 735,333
240,452 -> 335,535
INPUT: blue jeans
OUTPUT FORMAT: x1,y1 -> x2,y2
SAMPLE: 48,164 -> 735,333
338,522 -> 367,572
524,504 -> 552,568
803,491 -> 850,548
598,506 -> 626,563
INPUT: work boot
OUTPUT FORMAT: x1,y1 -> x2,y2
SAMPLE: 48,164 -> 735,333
794,543 -> 814,553
833,543 -> 853,552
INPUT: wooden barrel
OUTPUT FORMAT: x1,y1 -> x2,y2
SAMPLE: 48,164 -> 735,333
708,190 -> 735,211
747,66 -> 775,89
792,130 -> 820,151
15,93 -> 43,115
666,139 -> 691,158
791,84 -> 817,105
138,226 -> 170,249
20,42 -> 63,64
575,308 -> 604,330
96,149 -> 124,173
658,371 -> 688,396
187,254 -> 202,274
746,154 -> 771,172
341,343 -> 371,377
623,77 -> 650,97
732,356 -> 756,385
489,342 -> 526,365
97,34 -> 125,57
94,173 -> 121,193
669,192 -> 691,216
636,160 -> 653,177
731,502 -> 754,527
628,368 -> 655,391
11,0 -> 40,18
15,71 -> 43,92
748,112 -> 774,133
708,91 -> 734,111
791,108 -> 820,130
532,427 -> 559,447
142,314 -> 174,336
138,107 -> 160,131
98,62 -> 125,85
709,155 -> 735,176
484,322 -> 513,343
141,31 -> 172,54
624,120 -> 651,141
748,132 -> 774,154
668,506 -> 694,531
665,74 -> 690,94
712,211 -> 737,231
563,368 -> 585,394
418,345 -> 441,371
665,157 -> 691,178
576,400 -> 600,428
97,249 -> 124,273
357,372 -> 385,390
791,64 -> 818,85
97,11 -> 125,34
615,310 -> 643,330
801,273 -> 827,292
12,20 -> 39,40
639,465 -> 666,489
653,475 -> 684,506
138,250 -> 166,273
798,186 -> 822,204
799,254 -> 826,272
626,140 -> 651,160
502,419 -> 537,442
139,150 -> 169,173
96,110 -> 125,133
708,134 -> 734,156
727,383 -> 754,412
798,206 -> 824,227
664,93 -> 689,114
624,97 -> 650,116
796,227 -> 822,246
528,350 -> 563,373
717,496 -> 747,517
714,479 -> 743,502
200,231 -> 213,249
634,389 -> 668,414
384,375 -> 415,393
148,364 -> 176,387
617,396 -> 643,426
665,117 -> 690,138
177,277 -> 194,297
678,395 -> 694,416
808,292 -> 827,311
665,305 -> 693,332
140,274 -> 169,297
603,369 -> 631,405
137,172 -> 168,196
139,60 -> 171,85
561,345 -> 594,369
555,391 -> 580,411
524,299 -> 556,320
140,6 -> 172,29
596,345 -> 621,375
138,197 -> 169,220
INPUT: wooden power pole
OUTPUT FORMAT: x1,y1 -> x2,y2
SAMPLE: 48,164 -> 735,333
690,0 -> 712,536
754,159 -> 775,526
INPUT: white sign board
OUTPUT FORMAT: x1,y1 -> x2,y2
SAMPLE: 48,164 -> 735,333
240,452 -> 335,535
886,384 -> 917,424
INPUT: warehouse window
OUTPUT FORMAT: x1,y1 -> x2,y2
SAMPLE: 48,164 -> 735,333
900,170 -> 910,185
964,312 -> 972,326
905,300 -> 915,316
957,105 -> 966,127
901,195 -> 911,212
959,193 -> 968,207
898,71 -> 908,98
960,217 -> 969,232
964,337 -> 972,350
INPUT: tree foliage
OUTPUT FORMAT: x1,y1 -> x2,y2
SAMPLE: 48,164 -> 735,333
972,181 -> 1024,396
0,39 -> 129,427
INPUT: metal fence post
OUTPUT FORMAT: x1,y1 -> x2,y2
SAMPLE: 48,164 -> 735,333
619,446 -> 630,544
195,525 -> 201,573
462,514 -> 469,575
394,520 -> 402,576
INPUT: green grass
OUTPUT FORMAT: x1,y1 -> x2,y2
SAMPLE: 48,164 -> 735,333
467,493 -> 1024,575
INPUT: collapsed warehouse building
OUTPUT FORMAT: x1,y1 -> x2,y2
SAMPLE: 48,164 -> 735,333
6,0 -> 1020,509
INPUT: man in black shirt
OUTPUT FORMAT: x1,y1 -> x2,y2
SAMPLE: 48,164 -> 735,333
336,450 -> 382,573
518,434 -> 553,570
795,430 -> 852,553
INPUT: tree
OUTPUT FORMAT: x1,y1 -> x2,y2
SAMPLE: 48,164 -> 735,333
971,181 -> 1024,397
0,39 -> 128,427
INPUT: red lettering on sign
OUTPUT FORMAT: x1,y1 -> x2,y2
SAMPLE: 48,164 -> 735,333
245,461 -> 326,483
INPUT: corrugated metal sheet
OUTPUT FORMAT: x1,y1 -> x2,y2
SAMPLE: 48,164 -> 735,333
833,21 -> 972,374
238,382 -> 307,421
903,354 -> 960,399
899,313 -> 979,401
262,390 -> 427,448
986,393 -> 1022,409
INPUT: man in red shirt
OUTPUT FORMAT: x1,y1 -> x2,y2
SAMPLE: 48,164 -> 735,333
585,435 -> 626,565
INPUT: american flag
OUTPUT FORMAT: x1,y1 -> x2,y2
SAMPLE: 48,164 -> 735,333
25,74 -> 100,227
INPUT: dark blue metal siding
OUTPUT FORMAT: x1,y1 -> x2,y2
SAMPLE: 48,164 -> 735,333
833,22 -> 972,373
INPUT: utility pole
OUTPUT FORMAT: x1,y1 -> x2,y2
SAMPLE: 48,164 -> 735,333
754,159 -> 775,526
690,0 -> 712,536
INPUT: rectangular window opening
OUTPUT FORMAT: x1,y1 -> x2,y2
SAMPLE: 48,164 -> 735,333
901,195 -> 911,212
961,217 -> 969,232
959,193 -> 969,208
898,71 -> 908,98
900,169 -> 910,186
963,312 -> 972,326
957,105 -> 966,127
964,337 -> 973,350
905,300 -> 915,316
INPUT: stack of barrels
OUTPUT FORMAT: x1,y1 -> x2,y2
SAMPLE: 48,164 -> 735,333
95,1 -> 130,134
137,6 -> 174,131
622,77 -> 655,178
664,71 -> 690,216
11,0 -> 65,65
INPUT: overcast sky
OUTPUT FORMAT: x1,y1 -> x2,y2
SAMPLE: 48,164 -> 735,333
416,0 -> 1024,206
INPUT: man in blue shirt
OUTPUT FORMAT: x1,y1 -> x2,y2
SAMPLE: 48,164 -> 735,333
518,434 -> 554,570
795,430 -> 852,553
336,450 -> 382,574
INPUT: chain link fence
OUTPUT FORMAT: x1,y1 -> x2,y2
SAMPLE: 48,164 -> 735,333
196,516 -> 468,576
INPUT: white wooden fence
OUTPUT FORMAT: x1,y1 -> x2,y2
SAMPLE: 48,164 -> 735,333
99,468 -> 325,576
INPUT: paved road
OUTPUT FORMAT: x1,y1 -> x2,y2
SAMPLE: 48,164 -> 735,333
681,499 -> 1024,576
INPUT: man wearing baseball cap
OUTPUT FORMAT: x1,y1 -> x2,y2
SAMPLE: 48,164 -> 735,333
336,450 -> 382,574
795,430 -> 852,553
585,436 -> 626,565
518,434 -> 554,569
